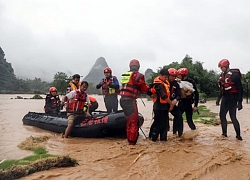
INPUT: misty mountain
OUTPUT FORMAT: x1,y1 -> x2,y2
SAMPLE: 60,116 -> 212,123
0,47 -> 52,93
145,68 -> 154,82
82,57 -> 154,85
82,57 -> 109,84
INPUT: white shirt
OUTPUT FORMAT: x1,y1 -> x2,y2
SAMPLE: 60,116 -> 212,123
66,90 -> 90,104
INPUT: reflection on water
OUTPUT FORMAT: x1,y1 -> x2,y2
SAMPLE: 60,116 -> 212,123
1,94 -> 250,179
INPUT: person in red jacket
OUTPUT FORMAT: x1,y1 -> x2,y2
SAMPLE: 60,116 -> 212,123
120,59 -> 149,145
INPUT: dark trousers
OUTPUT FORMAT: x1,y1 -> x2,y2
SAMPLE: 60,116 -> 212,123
219,94 -> 241,136
178,99 -> 196,130
104,94 -> 118,113
171,106 -> 184,136
149,110 -> 169,141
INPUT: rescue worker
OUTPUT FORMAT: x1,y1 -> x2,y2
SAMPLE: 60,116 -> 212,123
96,67 -> 120,113
177,68 -> 199,130
218,59 -> 243,140
44,87 -> 61,114
168,68 -> 183,137
66,74 -> 81,93
88,95 -> 99,114
61,81 -> 91,138
149,69 -> 172,142
120,59 -> 149,145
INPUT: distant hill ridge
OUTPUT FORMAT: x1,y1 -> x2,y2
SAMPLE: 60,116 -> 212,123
83,57 -> 109,84
83,57 -> 153,85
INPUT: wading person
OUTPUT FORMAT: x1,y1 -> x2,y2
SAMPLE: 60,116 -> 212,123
44,87 -> 61,114
218,59 -> 243,140
120,59 -> 149,145
168,68 -> 183,137
177,68 -> 199,130
96,67 -> 120,113
149,69 -> 172,142
62,81 -> 91,138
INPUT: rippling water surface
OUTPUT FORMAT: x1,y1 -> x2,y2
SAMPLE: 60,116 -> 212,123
1,94 -> 250,180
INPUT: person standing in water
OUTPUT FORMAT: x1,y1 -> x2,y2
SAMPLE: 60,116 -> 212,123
120,59 -> 149,145
62,81 -> 91,138
96,67 -> 120,113
177,68 -> 199,130
168,68 -> 183,137
149,69 -> 172,141
218,59 -> 243,140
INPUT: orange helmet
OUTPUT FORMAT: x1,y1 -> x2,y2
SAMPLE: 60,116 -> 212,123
49,87 -> 57,92
218,59 -> 230,68
104,67 -> 112,73
129,59 -> 140,67
168,68 -> 177,76
177,68 -> 188,75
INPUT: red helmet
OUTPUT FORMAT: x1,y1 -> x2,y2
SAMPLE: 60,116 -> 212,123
177,68 -> 188,75
129,59 -> 140,67
104,67 -> 112,73
168,68 -> 177,76
49,87 -> 57,92
218,59 -> 230,68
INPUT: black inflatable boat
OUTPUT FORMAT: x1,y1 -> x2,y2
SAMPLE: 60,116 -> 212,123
22,110 -> 144,138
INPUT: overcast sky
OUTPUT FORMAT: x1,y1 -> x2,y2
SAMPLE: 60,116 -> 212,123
0,0 -> 250,81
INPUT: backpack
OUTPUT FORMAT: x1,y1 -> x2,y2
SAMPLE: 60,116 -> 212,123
230,68 -> 242,80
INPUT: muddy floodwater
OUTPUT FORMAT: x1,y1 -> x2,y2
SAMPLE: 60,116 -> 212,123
1,94 -> 250,180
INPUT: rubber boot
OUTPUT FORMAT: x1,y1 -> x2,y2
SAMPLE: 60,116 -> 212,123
178,130 -> 183,137
236,135 -> 243,140
151,128 -> 159,142
160,130 -> 167,141
222,133 -> 228,137
128,132 -> 139,145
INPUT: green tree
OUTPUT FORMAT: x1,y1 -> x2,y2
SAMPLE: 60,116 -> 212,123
148,54 -> 221,98
0,47 -> 17,92
24,77 -> 50,93
53,72 -> 69,95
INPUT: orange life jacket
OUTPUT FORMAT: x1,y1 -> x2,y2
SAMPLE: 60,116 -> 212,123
219,69 -> 241,94
66,90 -> 87,114
101,76 -> 120,95
151,77 -> 170,104
89,96 -> 97,103
69,81 -> 81,91
88,96 -> 97,107
120,71 -> 141,99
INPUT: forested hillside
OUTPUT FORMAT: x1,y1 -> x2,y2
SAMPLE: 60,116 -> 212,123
0,47 -> 51,93
0,47 -> 16,92
148,55 -> 250,99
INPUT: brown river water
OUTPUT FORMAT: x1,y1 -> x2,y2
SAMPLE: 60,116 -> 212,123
1,94 -> 250,180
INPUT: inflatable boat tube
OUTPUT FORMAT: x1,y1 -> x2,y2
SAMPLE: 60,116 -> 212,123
22,110 -> 144,138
